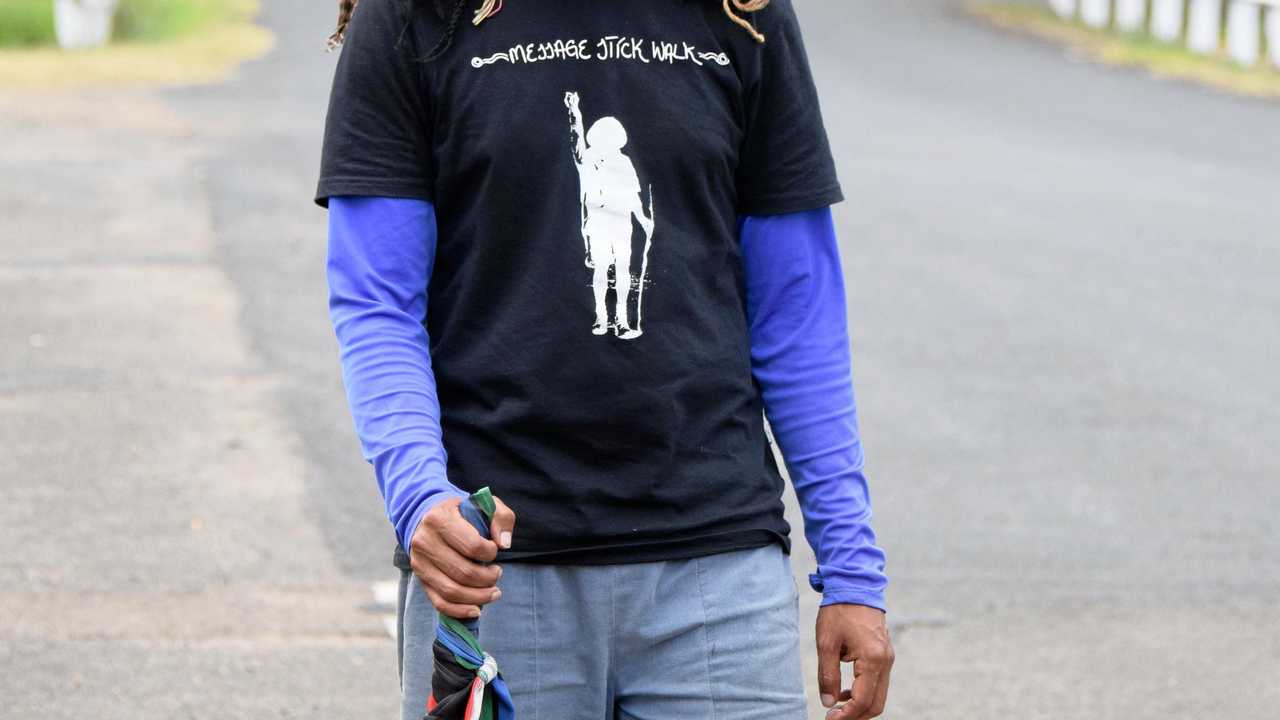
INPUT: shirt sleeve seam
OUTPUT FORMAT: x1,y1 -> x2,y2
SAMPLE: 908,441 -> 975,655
738,183 -> 844,216
819,589 -> 886,612
316,177 -> 434,207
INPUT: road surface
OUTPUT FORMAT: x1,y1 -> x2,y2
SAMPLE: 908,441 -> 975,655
2,1 -> 1277,717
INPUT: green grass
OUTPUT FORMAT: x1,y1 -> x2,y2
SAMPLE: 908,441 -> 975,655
0,0 -> 56,48
0,0 -> 235,48
0,0 -> 272,89
113,0 -> 228,43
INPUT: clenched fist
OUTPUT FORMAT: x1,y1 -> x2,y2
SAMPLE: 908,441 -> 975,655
408,494 -> 517,619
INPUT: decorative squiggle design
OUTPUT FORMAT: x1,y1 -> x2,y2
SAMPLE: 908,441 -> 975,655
471,52 -> 512,67
470,45 -> 731,69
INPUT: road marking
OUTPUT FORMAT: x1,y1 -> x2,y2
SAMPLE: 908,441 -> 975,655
371,580 -> 399,608
371,580 -> 399,640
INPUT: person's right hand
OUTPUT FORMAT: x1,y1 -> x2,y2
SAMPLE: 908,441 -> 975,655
408,495 -> 517,619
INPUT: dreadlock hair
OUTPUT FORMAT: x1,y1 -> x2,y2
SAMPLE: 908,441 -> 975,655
327,0 -> 769,52
723,0 -> 768,42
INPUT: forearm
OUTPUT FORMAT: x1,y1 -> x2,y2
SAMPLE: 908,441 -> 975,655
327,196 -> 466,550
741,208 -> 888,611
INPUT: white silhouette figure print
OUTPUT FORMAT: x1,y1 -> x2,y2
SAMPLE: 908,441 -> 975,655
564,91 -> 656,340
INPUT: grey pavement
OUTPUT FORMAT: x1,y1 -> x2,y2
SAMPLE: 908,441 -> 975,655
1,1 -> 1277,718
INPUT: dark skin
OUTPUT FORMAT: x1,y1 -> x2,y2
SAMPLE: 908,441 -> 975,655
411,494 -> 892,717
408,495 -> 515,619
817,604 -> 895,719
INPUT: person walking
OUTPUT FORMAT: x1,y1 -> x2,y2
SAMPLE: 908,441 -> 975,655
318,1 -> 894,718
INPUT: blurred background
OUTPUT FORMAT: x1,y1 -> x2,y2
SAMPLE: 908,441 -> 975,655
2,0 -> 1277,717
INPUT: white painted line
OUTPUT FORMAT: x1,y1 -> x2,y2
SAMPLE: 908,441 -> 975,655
371,580 -> 399,609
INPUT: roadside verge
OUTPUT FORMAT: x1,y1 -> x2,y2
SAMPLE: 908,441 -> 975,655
970,2 -> 1280,98
0,0 -> 273,90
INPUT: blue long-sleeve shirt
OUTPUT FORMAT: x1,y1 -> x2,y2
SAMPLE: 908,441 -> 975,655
740,211 -> 887,610
327,196 -> 887,610
326,198 -> 468,550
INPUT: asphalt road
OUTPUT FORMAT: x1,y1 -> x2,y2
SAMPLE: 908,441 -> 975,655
2,1 -> 1277,718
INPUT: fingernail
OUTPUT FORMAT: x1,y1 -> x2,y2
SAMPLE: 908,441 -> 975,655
495,565 -> 503,578
469,608 -> 481,618
820,694 -> 835,708
491,589 -> 502,601
499,531 -> 512,549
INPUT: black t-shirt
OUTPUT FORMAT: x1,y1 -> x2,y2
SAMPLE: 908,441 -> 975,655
318,0 -> 843,565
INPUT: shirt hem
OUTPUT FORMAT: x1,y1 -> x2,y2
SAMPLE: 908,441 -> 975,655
392,528 -> 789,570
315,176 -> 434,208
738,184 -> 845,217
501,528 -> 788,566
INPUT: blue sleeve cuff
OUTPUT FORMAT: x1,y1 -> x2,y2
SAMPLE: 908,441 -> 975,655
809,572 -> 887,612
396,485 -> 470,552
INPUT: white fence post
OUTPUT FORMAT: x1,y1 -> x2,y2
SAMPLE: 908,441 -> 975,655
1187,0 -> 1224,53
1116,0 -> 1150,31
1081,0 -> 1112,26
53,0 -> 119,50
1226,1 -> 1261,65
1267,4 -> 1280,67
1044,0 -> 1280,70
1151,0 -> 1186,40
1049,0 -> 1079,19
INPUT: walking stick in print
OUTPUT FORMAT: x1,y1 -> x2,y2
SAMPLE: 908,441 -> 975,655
633,184 -> 655,335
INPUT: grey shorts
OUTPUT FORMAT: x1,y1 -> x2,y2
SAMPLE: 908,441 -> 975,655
396,542 -> 807,720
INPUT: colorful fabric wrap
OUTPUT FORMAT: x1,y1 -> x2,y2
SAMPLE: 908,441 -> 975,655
425,488 -> 516,720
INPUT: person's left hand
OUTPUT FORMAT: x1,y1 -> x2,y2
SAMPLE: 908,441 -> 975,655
815,603 -> 894,719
